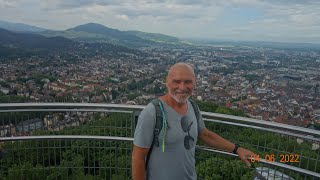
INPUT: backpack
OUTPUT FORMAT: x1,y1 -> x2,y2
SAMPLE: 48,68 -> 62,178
145,98 -> 201,169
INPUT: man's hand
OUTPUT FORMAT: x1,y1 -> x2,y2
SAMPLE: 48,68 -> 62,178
237,147 -> 255,167
198,128 -> 256,168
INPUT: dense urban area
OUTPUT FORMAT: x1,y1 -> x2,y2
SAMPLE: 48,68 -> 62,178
1,44 -> 320,130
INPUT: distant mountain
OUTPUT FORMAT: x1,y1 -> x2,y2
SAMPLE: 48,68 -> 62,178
70,23 -> 121,36
69,23 -> 150,46
0,20 -> 47,33
40,23 -> 185,47
125,30 -> 180,44
0,21 -> 186,48
0,28 -> 74,49
0,28 -> 144,59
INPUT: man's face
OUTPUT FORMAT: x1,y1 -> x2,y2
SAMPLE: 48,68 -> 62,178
166,68 -> 195,104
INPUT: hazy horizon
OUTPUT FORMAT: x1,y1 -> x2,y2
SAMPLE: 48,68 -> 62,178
1,0 -> 320,44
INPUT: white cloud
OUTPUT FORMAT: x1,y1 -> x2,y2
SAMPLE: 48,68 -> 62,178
116,14 -> 129,21
0,0 -> 22,8
1,0 -> 320,43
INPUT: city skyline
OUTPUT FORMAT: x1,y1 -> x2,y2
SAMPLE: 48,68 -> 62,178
1,0 -> 320,44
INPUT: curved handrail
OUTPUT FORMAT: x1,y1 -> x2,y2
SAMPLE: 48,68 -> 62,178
204,118 -> 320,142
0,103 -> 318,137
0,135 -> 133,142
202,111 -> 320,136
0,108 -> 133,113
0,102 -> 145,110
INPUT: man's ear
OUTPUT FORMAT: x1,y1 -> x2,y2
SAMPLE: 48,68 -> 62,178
166,81 -> 169,90
192,79 -> 196,92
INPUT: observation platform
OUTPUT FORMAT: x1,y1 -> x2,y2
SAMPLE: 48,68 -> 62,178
0,103 -> 319,179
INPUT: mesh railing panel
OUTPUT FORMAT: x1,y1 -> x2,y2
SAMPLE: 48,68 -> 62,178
202,120 -> 320,179
1,139 -> 132,180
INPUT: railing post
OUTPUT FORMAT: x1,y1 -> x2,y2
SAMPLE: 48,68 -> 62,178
0,149 -> 8,176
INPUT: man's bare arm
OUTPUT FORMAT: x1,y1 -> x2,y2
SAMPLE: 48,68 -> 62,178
198,128 -> 254,167
132,144 -> 149,180
198,128 -> 235,152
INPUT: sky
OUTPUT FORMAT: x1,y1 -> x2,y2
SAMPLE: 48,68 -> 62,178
1,0 -> 320,44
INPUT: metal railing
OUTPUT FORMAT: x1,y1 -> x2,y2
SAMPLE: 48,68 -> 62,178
0,103 -> 319,179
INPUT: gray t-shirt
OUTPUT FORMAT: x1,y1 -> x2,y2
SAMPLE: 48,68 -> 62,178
134,99 -> 206,180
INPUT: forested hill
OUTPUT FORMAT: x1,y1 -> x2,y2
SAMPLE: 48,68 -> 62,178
0,28 -> 143,59
195,100 -> 247,117
0,28 -> 74,49
40,23 -> 186,47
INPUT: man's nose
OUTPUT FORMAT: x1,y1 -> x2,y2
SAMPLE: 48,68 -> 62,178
178,82 -> 186,89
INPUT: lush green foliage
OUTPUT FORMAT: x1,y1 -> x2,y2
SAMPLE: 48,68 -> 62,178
0,93 -> 27,103
1,113 -> 132,179
243,74 -> 261,83
196,100 -> 247,117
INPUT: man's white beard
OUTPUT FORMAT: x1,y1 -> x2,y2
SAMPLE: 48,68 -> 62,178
169,91 -> 190,104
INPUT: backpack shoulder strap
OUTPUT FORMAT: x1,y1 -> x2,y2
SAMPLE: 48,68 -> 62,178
150,98 -> 163,147
189,99 -> 201,124
145,98 -> 163,169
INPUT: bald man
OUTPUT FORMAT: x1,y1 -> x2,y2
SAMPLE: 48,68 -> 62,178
132,63 -> 254,180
